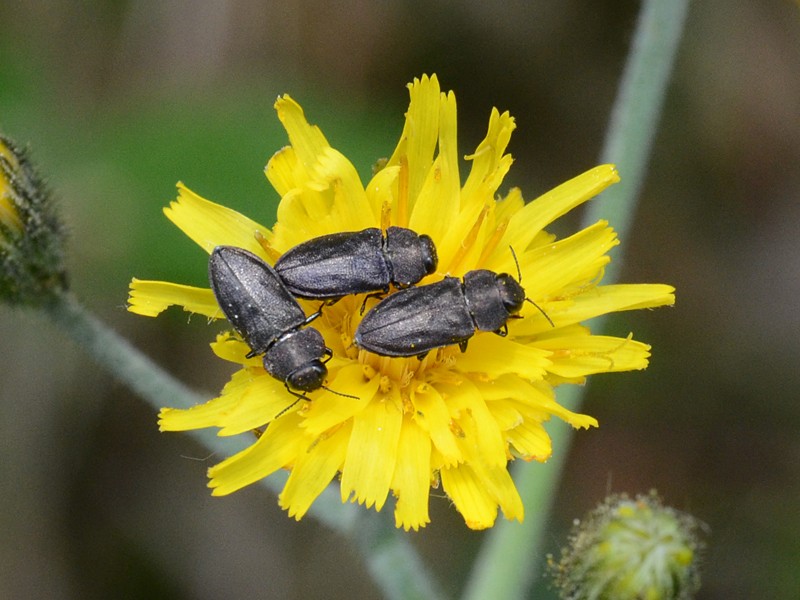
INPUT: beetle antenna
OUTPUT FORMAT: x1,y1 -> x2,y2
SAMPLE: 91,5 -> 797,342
525,297 -> 555,328
273,381 -> 359,420
322,385 -> 360,400
509,244 -> 555,327
274,387 -> 309,419
509,245 -> 523,282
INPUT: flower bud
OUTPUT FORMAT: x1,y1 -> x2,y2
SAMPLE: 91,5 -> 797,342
0,135 -> 68,305
548,492 -> 704,599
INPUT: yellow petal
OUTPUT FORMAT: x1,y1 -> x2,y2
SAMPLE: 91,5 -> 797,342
209,333 -> 259,366
391,416 -> 432,531
470,460 -> 524,523
127,279 -> 219,318
411,383 -> 462,467
164,183 -> 270,256
461,107 -> 515,211
475,375 -> 598,430
300,364 -> 381,437
595,283 -> 676,310
441,379 -> 507,469
273,188 -> 341,248
516,220 -> 619,300
454,334 -> 552,380
217,374 -> 298,436
270,145 -> 377,250
441,464 -> 498,530
494,187 -> 525,225
340,386 -> 403,511
480,397 -> 523,432
274,94 -> 331,181
158,369 -> 251,431
513,283 -> 676,335
208,412 -> 305,495
265,145 -> 299,199
386,75 -> 441,214
506,419 -> 553,461
485,164 -> 619,267
314,147 -> 377,231
280,421 -> 351,520
539,331 -> 652,377
436,205 -> 490,276
364,164 -> 401,220
409,90 -> 460,243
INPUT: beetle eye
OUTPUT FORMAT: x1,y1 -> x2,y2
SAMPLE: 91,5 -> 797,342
496,273 -> 525,314
288,362 -> 327,392
420,234 -> 438,275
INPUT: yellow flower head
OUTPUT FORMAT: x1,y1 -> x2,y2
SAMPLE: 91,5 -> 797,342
128,75 -> 674,530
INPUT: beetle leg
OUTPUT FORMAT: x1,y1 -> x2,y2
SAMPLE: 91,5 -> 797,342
321,347 -> 334,364
496,323 -> 509,337
359,291 -> 385,315
459,340 -> 469,353
303,306 -> 324,325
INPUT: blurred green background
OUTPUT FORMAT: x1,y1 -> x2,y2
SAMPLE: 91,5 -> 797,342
1,2 -> 798,598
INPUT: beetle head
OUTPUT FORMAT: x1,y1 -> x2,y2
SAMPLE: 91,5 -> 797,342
464,269 -> 524,332
495,272 -> 526,315
419,233 -> 438,276
287,360 -> 328,392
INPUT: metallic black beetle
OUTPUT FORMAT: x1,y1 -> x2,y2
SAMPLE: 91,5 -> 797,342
274,226 -> 437,300
354,269 -> 528,357
209,246 -> 330,397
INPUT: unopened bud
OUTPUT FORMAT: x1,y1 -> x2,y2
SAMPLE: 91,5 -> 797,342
548,492 -> 704,600
0,135 -> 68,305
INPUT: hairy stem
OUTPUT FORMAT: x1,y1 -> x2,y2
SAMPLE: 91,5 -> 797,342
44,291 -> 443,600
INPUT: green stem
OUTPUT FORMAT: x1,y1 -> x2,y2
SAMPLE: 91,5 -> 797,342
354,512 -> 449,600
45,291 -> 207,409
43,291 -> 442,600
462,1 -> 690,599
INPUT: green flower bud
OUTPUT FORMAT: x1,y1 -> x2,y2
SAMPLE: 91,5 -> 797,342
0,135 -> 68,305
548,492 -> 704,600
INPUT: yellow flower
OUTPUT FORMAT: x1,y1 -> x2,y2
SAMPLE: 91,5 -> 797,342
128,75 -> 674,530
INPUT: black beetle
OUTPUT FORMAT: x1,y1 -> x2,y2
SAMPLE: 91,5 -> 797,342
354,269 -> 535,357
274,226 -> 438,300
209,246 -> 331,397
